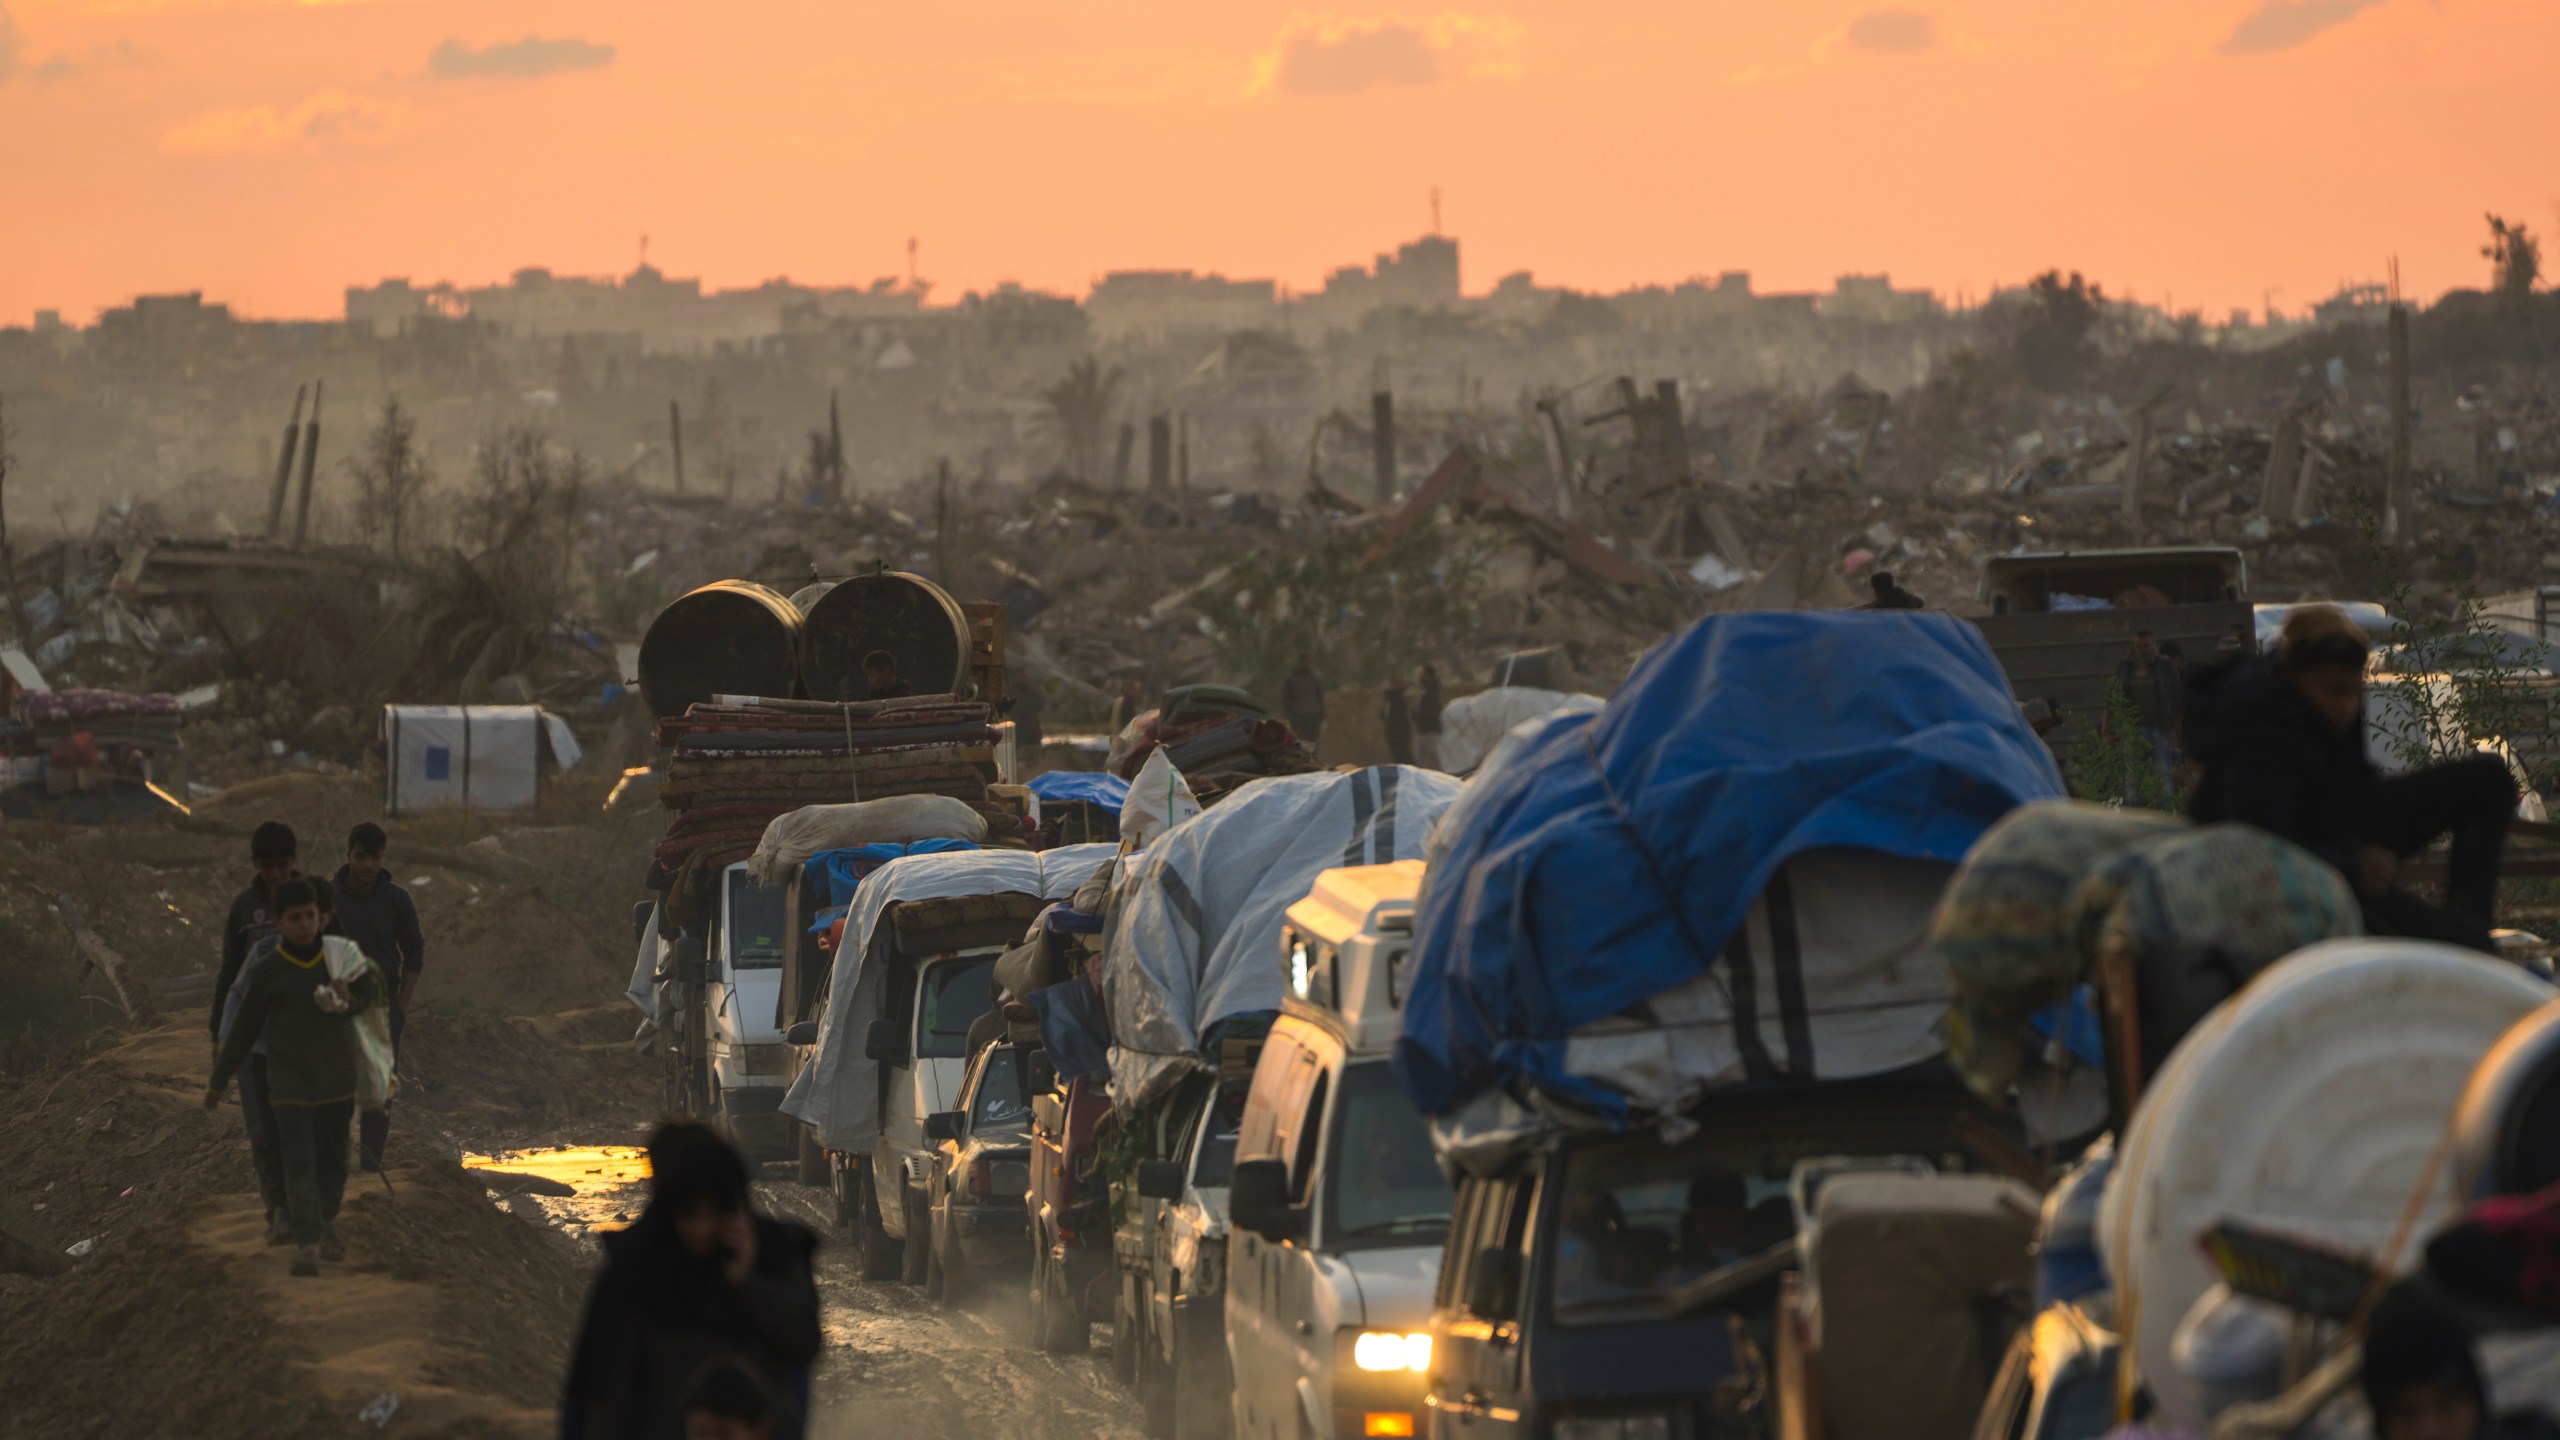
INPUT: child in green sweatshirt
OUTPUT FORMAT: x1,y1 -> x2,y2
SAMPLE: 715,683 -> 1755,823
206,878 -> 376,1277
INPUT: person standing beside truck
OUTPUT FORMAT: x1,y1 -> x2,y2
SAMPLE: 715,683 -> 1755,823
1382,674 -> 1414,765
2185,605 -> 2516,953
204,879 -> 375,1277
213,820 -> 300,1245
2105,630 -> 2183,797
333,822 -> 424,1173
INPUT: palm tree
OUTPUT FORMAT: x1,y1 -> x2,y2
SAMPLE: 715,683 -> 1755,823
1040,357 -> 1125,483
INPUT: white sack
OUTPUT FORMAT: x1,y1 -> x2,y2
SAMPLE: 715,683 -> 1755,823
746,795 -> 989,886
1120,748 -> 1201,850
1437,687 -> 1605,774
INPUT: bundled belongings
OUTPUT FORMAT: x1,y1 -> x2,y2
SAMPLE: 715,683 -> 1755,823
2097,940 -> 2551,1433
1107,683 -> 1317,799
1025,769 -> 1127,847
783,845 -> 1116,1154
746,795 -> 988,886
1100,764 -> 1462,1115
20,686 -> 183,782
1932,801 -> 2364,1102
1434,686 -> 1604,774
1396,611 -> 2064,1154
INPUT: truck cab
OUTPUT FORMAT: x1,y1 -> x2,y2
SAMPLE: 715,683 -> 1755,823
634,862 -> 793,1155
1227,861 -> 1452,1440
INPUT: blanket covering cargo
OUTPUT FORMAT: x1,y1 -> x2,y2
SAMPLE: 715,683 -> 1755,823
1102,765 -> 1463,1114
783,844 -> 1116,1153
1395,611 -> 2066,1138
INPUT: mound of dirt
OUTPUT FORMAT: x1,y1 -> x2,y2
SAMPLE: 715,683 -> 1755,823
401,1005 -> 658,1150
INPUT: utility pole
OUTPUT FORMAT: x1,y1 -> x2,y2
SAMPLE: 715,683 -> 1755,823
291,381 -> 323,548
266,383 -> 306,537
1371,391 -> 1397,505
828,391 -> 847,499
669,400 -> 686,494
2386,302 -> 2412,541
2121,410 -> 2152,532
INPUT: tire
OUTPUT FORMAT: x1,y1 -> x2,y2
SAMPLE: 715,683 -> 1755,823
796,1125 -> 828,1187
1032,1247 -> 1088,1353
901,1190 -> 932,1286
925,1218 -> 948,1302
1139,1299 -> 1175,1439
1112,1278 -> 1142,1386
853,1171 -> 903,1281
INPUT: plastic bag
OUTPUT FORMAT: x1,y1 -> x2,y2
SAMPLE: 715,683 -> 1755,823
322,937 -> 399,1114
1119,748 -> 1200,850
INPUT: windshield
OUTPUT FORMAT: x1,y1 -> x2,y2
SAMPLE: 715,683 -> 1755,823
971,1046 -> 1034,1132
1549,1126 -> 1898,1323
918,955 -> 998,1059
1324,1061 -> 1450,1244
725,872 -> 787,971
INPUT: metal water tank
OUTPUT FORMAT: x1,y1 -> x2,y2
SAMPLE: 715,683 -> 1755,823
797,571 -> 974,702
637,579 -> 806,720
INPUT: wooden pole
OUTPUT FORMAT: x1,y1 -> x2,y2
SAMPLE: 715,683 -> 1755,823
669,401 -> 686,493
2386,304 -> 2411,540
2121,410 -> 2151,531
2261,411 -> 2303,526
266,383 -> 306,537
291,380 -> 323,548
1112,421 -> 1135,490
1371,390 -> 1396,504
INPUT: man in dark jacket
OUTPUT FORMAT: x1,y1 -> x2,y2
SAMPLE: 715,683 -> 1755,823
215,820 -> 300,1243
1382,674 -> 1414,765
2185,605 -> 2514,951
562,1122 -> 822,1440
1280,655 -> 1326,748
1414,665 -> 1445,771
2106,630 -> 2183,797
1861,571 -> 1927,610
334,822 -> 425,1172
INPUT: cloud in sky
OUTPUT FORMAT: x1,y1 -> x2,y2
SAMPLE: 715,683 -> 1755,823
427,33 -> 616,81
1845,10 -> 1937,54
0,6 -> 21,83
1250,13 -> 1522,97
162,87 -> 409,155
2218,0 -> 2384,55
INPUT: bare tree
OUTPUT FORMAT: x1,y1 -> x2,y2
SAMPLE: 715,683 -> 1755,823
347,394 -> 434,563
2484,214 -> 2543,306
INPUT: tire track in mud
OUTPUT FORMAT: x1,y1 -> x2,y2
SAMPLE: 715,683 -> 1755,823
757,1183 -> 1145,1440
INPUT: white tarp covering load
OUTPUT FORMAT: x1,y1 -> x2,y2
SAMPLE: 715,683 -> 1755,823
1101,766 -> 1462,1114
1436,687 -> 1604,773
384,705 -> 544,814
783,844 -> 1115,1152
744,795 -> 989,886
1429,848 -> 1957,1176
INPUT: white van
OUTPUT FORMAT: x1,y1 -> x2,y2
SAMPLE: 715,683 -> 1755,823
1226,861 -> 1451,1440
632,861 -> 793,1153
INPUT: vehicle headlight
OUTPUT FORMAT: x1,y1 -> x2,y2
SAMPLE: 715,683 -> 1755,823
1353,1331 -> 1432,1373
1551,1416 -> 1674,1440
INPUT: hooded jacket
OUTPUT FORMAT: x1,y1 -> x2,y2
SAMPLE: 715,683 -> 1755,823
331,864 -> 425,988
2182,653 -> 2375,875
560,1208 -> 822,1440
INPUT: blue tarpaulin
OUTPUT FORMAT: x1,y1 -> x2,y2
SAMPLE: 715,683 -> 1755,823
1030,973 -> 1113,1082
1027,770 -> 1131,810
1394,611 -> 2065,1119
802,839 -> 980,910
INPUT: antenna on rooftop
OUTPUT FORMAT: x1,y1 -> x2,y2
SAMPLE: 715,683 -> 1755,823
638,233 -> 650,271
1429,185 -> 1442,235
908,237 -> 919,287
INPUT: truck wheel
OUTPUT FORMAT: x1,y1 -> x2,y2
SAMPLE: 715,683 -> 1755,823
1138,1303 -> 1175,1439
853,1172 -> 902,1281
796,1125 -> 827,1187
1031,1248 -> 1079,1353
901,1191 -> 932,1286
1112,1278 -> 1141,1386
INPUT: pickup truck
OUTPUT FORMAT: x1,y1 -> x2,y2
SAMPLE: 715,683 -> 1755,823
1969,547 -> 2250,721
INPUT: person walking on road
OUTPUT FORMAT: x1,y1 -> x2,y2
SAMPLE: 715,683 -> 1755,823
333,823 -> 424,1173
1414,664 -> 1445,771
213,820 -> 300,1244
205,879 -> 376,1277
562,1121 -> 822,1440
1382,674 -> 1415,765
2185,604 -> 2516,952
1281,654 -> 1327,749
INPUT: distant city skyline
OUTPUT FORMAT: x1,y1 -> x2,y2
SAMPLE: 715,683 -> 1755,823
3,0 -> 2552,328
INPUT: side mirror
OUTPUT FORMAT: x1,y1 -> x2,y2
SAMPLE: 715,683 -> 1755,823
1136,1159 -> 1185,1201
1466,1247 -> 1522,1321
1228,1158 -> 1304,1243
925,1111 -> 963,1143
864,1019 -> 908,1066
630,901 -> 655,944
786,1020 -> 819,1048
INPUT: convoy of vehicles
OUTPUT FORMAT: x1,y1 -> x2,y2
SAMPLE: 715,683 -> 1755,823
1120,1068 -> 1243,1440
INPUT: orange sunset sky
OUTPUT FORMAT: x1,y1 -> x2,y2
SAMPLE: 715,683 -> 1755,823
0,0 -> 2552,328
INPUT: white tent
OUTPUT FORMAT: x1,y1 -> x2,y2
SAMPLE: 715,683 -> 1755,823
383,705 -> 582,815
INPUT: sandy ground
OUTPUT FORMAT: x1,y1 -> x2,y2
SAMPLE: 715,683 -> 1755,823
0,775 -> 1143,1440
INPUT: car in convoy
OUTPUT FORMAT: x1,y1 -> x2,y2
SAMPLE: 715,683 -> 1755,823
1120,1061 -> 1249,1440
1027,1068 -> 1116,1350
924,1038 -> 1044,1304
1226,861 -> 1451,1440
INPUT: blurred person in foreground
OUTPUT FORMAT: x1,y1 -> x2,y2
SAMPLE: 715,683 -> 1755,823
561,1121 -> 821,1440
682,1358 -> 778,1440
2364,1283 -> 2560,1440
2185,604 -> 2515,952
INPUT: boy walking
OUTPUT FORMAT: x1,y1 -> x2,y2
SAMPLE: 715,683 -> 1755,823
333,823 -> 425,1171
213,820 -> 300,1243
206,879 -> 377,1277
